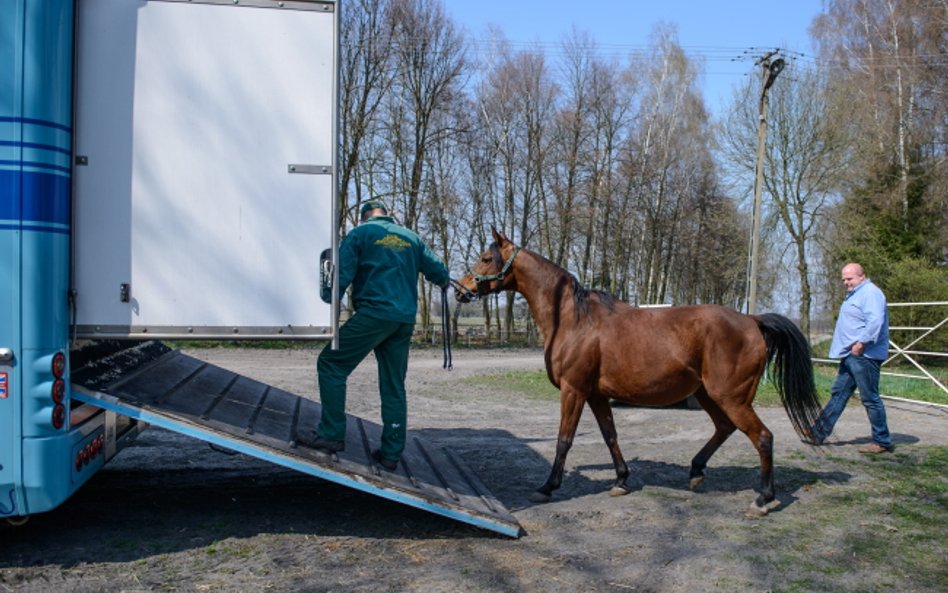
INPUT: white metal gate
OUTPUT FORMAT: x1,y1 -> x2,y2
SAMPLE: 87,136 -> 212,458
884,301 -> 948,400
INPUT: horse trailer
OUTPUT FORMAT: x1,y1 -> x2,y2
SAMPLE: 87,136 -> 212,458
1,0 -> 521,536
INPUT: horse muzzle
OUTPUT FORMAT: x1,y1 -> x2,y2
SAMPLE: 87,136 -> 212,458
451,278 -> 479,303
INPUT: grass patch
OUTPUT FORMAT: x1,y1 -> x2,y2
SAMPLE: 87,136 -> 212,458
460,369 -> 559,401
754,365 -> 837,406
876,365 -> 948,404
760,446 -> 948,593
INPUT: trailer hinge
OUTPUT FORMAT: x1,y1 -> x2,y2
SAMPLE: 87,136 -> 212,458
288,164 -> 332,175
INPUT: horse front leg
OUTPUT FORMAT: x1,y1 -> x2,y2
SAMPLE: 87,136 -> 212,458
528,386 -> 586,503
586,395 -> 631,496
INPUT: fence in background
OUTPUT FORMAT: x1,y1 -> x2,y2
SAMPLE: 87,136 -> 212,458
812,301 -> 947,405
884,301 -> 947,398
420,328 -> 542,349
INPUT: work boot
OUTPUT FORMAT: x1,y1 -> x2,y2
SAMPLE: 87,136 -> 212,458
371,449 -> 398,471
299,433 -> 345,454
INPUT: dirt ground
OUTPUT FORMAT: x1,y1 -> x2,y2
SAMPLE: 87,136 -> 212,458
2,347 -> 946,593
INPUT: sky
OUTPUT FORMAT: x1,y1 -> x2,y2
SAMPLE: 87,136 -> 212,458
444,0 -> 825,118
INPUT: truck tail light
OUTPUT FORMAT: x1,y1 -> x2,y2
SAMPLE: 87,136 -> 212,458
52,379 -> 65,403
52,351 -> 65,378
51,351 -> 67,428
52,404 -> 66,429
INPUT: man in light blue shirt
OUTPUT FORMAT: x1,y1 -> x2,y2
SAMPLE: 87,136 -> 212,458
807,263 -> 893,452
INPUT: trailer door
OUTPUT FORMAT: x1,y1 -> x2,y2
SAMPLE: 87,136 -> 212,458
72,0 -> 338,340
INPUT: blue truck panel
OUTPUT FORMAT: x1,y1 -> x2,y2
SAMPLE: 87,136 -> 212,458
0,0 -> 79,520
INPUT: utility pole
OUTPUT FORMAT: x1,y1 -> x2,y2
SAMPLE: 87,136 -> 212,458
746,51 -> 785,314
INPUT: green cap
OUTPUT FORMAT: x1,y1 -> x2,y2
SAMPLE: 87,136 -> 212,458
360,199 -> 388,218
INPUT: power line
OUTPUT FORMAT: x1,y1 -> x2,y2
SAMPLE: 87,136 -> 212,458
344,36 -> 945,69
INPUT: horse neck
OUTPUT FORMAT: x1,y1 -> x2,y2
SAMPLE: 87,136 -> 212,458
511,249 -> 577,338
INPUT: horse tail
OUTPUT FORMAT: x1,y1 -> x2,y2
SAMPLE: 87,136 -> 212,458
754,313 -> 823,439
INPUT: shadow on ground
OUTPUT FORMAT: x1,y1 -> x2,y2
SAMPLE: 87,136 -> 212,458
417,428 -> 854,515
2,423 -> 862,569
0,427 -> 540,568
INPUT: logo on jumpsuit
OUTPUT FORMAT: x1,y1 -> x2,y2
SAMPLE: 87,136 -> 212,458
376,234 -> 411,251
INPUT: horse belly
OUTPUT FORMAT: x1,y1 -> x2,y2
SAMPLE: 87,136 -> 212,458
598,373 -> 699,407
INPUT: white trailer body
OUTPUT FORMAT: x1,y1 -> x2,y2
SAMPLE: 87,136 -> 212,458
72,0 -> 338,339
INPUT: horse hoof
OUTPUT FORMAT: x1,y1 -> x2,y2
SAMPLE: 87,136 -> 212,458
689,476 -> 705,491
745,499 -> 780,518
527,491 -> 552,504
608,485 -> 631,497
745,502 -> 769,518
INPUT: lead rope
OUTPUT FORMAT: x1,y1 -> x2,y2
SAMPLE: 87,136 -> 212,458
441,284 -> 452,370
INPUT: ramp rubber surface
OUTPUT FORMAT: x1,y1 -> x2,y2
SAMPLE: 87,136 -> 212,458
70,341 -> 521,537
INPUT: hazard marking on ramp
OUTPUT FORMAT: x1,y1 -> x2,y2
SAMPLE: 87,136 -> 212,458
70,341 -> 522,537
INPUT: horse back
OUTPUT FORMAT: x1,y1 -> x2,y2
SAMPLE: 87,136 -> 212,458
638,304 -> 767,365
548,302 -> 767,404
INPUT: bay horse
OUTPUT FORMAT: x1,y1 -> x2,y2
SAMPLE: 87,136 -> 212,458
455,229 -> 822,516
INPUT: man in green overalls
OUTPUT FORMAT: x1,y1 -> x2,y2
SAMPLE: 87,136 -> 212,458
303,200 -> 450,471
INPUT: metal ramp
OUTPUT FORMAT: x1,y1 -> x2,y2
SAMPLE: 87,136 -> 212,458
70,341 -> 521,537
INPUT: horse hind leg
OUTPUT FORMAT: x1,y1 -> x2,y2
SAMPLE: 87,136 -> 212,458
746,421 -> 777,518
586,396 -> 632,497
717,397 -> 777,517
689,387 -> 737,491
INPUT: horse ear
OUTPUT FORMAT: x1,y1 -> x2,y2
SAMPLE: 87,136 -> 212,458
491,226 -> 508,245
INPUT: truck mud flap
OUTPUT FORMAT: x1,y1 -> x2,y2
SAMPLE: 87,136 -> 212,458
70,341 -> 521,537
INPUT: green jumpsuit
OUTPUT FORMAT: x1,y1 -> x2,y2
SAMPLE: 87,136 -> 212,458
316,215 -> 449,462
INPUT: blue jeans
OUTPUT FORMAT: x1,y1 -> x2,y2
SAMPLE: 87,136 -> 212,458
812,355 -> 891,448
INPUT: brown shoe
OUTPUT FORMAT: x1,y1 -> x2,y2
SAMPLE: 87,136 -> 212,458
859,443 -> 893,454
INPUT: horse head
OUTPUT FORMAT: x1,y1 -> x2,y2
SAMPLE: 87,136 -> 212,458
454,227 -> 521,303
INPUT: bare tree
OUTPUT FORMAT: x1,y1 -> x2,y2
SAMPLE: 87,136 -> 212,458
386,0 -> 467,228
720,66 -> 848,335
620,24 -> 706,304
475,38 -> 558,340
455,100 -> 499,338
813,0 -> 947,216
335,4 -> 759,337
812,0 -> 948,271
675,178 -> 751,308
339,0 -> 397,227
586,59 -> 631,293
547,29 -> 596,269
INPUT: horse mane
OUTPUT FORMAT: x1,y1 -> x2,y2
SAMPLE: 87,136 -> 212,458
571,276 -> 618,318
492,242 -> 617,319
